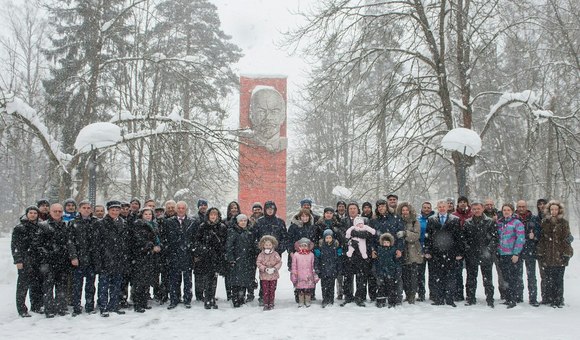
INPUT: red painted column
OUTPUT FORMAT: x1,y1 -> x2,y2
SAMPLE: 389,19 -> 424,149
238,76 -> 287,219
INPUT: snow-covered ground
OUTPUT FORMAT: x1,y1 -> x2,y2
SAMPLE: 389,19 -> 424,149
0,237 -> 577,339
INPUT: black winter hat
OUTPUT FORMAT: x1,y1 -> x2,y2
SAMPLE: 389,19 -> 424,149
537,198 -> 548,205
63,198 -> 77,207
197,199 -> 208,208
336,200 -> 347,208
106,200 -> 122,210
457,196 -> 469,204
26,206 -> 40,214
264,201 -> 277,210
130,198 -> 141,207
252,202 -> 263,209
376,199 -> 387,207
362,201 -> 372,209
323,207 -> 334,214
37,198 -> 50,207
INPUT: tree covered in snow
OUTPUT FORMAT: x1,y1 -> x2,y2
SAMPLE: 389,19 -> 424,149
286,0 -> 579,206
0,0 -> 242,229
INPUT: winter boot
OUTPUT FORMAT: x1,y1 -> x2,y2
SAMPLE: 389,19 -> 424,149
304,295 -> 311,307
298,292 -> 305,307
407,295 -> 416,304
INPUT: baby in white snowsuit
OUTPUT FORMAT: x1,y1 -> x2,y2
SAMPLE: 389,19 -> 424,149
345,216 -> 376,259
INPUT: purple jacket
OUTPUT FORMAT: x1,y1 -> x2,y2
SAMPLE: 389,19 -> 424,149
497,215 -> 525,256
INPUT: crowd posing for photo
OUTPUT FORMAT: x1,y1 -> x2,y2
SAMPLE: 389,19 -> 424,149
10,194 -> 574,318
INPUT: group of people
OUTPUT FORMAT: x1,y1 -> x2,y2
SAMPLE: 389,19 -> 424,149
10,194 -> 574,318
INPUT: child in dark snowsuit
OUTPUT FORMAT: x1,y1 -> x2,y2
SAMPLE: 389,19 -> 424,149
374,233 -> 400,308
314,229 -> 343,307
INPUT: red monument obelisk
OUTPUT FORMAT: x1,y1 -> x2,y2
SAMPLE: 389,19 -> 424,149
238,75 -> 287,220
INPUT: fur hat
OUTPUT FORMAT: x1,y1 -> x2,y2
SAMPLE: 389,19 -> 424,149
259,235 -> 278,250
380,233 -> 395,245
353,216 -> 365,226
545,200 -> 565,220
294,237 -> 314,251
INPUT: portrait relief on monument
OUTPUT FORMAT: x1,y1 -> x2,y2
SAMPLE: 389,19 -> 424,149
242,86 -> 288,153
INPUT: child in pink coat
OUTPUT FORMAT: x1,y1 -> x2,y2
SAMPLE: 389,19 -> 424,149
291,238 -> 319,307
256,235 -> 282,311
346,216 -> 376,259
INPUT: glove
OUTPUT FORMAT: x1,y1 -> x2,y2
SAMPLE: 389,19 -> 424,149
396,230 -> 406,238
337,248 -> 343,257
265,267 -> 276,274
313,249 -> 321,257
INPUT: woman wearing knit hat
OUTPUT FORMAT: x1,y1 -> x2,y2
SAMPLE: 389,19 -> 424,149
226,214 -> 258,307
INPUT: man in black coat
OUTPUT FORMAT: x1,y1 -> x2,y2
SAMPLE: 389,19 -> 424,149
11,206 -> 43,317
94,201 -> 128,317
424,200 -> 465,307
38,203 -> 71,317
166,201 -> 196,309
154,200 -> 177,304
463,202 -> 497,307
191,199 -> 209,301
67,201 -> 99,315
340,202 -> 374,307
